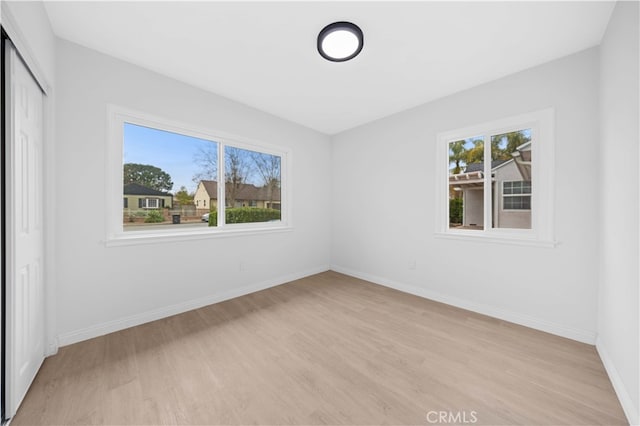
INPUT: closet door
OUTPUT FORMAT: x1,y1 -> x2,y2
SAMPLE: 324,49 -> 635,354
4,39 -> 45,418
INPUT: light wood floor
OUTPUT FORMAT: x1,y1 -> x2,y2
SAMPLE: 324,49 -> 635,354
13,271 -> 627,425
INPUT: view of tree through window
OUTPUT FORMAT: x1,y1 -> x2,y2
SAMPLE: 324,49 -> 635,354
122,122 -> 282,231
448,129 -> 532,230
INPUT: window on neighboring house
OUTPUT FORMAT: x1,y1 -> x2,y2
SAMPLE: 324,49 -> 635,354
138,198 -> 160,209
437,109 -> 554,246
108,106 -> 289,244
503,181 -> 531,210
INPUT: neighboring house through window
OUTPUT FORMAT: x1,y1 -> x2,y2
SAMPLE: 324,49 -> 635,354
123,182 -> 172,211
193,180 -> 282,212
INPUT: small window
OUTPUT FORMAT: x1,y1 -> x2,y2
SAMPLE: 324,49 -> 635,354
108,106 -> 290,244
503,181 -> 531,210
436,109 -> 555,246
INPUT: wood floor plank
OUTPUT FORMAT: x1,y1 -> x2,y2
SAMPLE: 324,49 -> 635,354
11,271 -> 628,425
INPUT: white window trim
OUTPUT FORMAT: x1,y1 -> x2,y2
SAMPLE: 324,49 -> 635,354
435,108 -> 556,247
105,105 -> 292,246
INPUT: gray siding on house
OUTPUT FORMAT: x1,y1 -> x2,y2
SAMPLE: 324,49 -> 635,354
493,160 -> 531,229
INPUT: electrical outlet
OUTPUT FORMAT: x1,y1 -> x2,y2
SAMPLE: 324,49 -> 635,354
408,260 -> 416,270
239,261 -> 246,272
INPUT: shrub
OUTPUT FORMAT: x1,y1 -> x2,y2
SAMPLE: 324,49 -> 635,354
449,198 -> 463,225
208,208 -> 281,227
144,209 -> 165,223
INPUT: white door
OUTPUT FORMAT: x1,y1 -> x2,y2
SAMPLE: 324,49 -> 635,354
4,40 -> 46,418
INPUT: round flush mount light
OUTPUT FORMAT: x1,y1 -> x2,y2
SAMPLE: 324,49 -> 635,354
317,22 -> 364,62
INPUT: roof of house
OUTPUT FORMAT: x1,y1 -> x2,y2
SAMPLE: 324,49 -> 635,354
123,182 -> 172,197
199,180 -> 281,201
464,159 -> 510,173
200,180 -> 218,199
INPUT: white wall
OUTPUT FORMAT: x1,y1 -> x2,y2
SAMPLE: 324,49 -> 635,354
331,48 -> 600,344
54,40 -> 331,344
598,2 -> 639,424
1,1 -> 55,87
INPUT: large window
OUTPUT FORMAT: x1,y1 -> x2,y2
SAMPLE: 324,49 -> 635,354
107,106 -> 289,244
436,109 -> 555,246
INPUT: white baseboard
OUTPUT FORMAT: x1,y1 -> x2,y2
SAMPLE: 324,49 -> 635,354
331,264 -> 597,345
597,338 -> 638,425
45,337 -> 59,357
57,265 -> 330,347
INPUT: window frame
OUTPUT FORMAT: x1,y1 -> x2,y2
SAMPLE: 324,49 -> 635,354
106,105 -> 292,246
435,108 -> 555,247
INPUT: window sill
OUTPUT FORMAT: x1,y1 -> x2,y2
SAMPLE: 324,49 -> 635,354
434,231 -> 557,248
105,224 -> 293,247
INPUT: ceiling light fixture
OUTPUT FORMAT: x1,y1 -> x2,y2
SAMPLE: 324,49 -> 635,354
317,22 -> 364,62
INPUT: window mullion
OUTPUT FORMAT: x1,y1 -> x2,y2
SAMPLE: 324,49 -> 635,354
217,142 -> 225,227
483,134 -> 492,231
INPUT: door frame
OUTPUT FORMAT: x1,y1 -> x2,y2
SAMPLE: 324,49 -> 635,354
0,28 -> 7,424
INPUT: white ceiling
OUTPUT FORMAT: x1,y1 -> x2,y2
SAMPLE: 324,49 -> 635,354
43,1 -> 615,135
